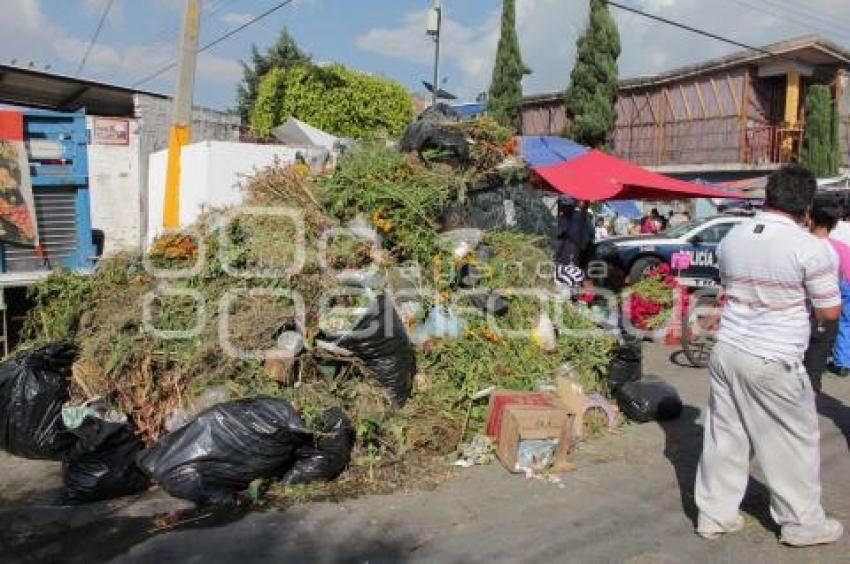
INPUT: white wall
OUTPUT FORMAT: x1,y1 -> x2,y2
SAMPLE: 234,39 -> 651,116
147,141 -> 320,243
86,117 -> 142,256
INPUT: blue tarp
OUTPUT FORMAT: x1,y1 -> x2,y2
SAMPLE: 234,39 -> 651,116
519,136 -> 588,168
605,200 -> 642,219
451,103 -> 487,118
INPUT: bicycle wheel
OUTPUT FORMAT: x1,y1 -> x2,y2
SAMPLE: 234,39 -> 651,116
681,293 -> 721,368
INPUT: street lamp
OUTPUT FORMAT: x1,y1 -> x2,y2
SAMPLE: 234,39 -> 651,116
426,0 -> 442,107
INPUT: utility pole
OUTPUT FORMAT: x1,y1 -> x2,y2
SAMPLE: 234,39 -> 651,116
163,0 -> 200,229
427,0 -> 443,107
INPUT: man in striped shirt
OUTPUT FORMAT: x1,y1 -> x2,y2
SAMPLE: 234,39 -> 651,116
694,165 -> 844,546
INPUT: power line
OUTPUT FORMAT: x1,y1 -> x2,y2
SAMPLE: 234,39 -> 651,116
724,0 -> 850,45
149,0 -> 243,49
132,0 -> 294,88
749,0 -> 850,41
605,1 -> 804,64
76,0 -> 116,76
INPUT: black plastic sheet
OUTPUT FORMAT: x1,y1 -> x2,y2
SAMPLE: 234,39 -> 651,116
332,294 -> 416,407
282,407 -> 355,485
61,416 -> 150,504
399,104 -> 469,161
0,342 -> 77,459
137,397 -> 311,506
603,335 -> 643,392
615,375 -> 683,423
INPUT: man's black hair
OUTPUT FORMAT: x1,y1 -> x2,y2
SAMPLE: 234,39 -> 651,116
810,201 -> 842,231
764,164 -> 817,221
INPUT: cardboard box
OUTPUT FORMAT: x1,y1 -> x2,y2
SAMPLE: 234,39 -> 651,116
485,390 -> 563,439
555,375 -> 618,441
496,404 -> 574,473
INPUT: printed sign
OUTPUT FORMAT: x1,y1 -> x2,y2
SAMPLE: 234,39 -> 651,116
93,117 -> 130,145
0,110 -> 37,246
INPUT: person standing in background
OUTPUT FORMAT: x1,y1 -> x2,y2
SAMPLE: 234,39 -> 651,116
614,213 -> 631,236
804,202 -> 850,392
641,208 -> 662,234
552,197 -> 594,296
594,216 -> 610,240
695,165 -> 843,547
669,208 -> 689,228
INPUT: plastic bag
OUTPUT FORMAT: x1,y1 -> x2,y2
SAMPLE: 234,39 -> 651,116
469,293 -> 509,317
331,294 -> 417,407
0,342 -> 77,459
533,313 -> 557,353
615,376 -> 683,423
419,305 -> 466,340
282,407 -> 355,485
604,334 -> 643,392
399,104 -> 469,160
60,405 -> 150,504
137,397 -> 311,506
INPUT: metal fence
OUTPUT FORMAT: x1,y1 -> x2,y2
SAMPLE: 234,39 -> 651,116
613,119 -> 803,168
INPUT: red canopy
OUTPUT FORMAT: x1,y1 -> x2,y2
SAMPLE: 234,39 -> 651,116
521,136 -> 743,201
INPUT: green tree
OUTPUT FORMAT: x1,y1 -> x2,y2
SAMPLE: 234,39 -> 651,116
236,28 -> 310,124
564,0 -> 621,148
250,64 -> 414,139
800,84 -> 841,177
487,0 -> 531,129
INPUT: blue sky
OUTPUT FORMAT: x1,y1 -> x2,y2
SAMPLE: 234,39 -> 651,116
4,0 -> 850,112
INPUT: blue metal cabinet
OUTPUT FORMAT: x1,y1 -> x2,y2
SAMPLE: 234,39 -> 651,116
1,110 -> 95,274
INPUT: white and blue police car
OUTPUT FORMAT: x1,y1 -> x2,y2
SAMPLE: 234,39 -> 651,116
589,214 -> 751,288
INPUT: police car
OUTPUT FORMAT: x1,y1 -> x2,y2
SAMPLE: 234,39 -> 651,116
590,215 -> 751,288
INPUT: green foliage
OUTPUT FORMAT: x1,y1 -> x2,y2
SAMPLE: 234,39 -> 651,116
20,270 -> 96,345
487,0 -> 531,129
565,0 -> 621,149
800,84 -> 841,178
250,68 -> 288,140
250,64 -> 414,139
321,142 -> 452,264
237,28 -> 310,124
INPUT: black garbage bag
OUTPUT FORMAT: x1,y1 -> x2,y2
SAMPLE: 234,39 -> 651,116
137,397 -> 311,506
400,104 -> 469,161
469,293 -> 509,317
604,334 -> 643,392
0,342 -> 77,459
615,375 -> 683,423
61,413 -> 150,504
282,407 -> 355,485
331,294 -> 416,407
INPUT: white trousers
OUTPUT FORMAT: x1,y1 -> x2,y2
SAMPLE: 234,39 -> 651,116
695,342 -> 827,535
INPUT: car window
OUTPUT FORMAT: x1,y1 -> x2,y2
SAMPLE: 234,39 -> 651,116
694,222 -> 736,244
662,220 -> 701,238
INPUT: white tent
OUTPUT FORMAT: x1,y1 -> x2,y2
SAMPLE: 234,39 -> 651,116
271,117 -> 339,150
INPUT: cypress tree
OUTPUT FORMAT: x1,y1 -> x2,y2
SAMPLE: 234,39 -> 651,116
800,84 -> 840,178
487,0 -> 531,129
236,28 -> 310,124
565,0 -> 621,149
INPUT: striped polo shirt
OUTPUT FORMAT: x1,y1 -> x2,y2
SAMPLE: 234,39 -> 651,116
716,212 -> 840,364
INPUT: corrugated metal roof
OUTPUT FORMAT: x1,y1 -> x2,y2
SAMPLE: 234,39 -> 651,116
0,64 -> 167,117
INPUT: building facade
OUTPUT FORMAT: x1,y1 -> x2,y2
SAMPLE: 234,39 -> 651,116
521,36 -> 850,180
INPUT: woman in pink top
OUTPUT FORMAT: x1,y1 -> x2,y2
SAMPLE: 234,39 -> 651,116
806,203 -> 850,390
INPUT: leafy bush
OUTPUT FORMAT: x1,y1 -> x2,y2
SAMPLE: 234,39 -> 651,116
322,142 -> 452,264
250,64 -> 414,139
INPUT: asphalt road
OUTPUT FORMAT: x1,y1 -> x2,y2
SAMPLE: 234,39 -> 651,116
2,343 -> 849,563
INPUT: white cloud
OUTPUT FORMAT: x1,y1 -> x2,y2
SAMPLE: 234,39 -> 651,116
219,12 -> 253,27
0,0 -> 240,89
357,0 -> 850,99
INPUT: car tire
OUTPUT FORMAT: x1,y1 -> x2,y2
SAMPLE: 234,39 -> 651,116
628,256 -> 662,283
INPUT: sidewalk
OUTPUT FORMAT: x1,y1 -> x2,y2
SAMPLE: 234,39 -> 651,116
2,343 -> 849,563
